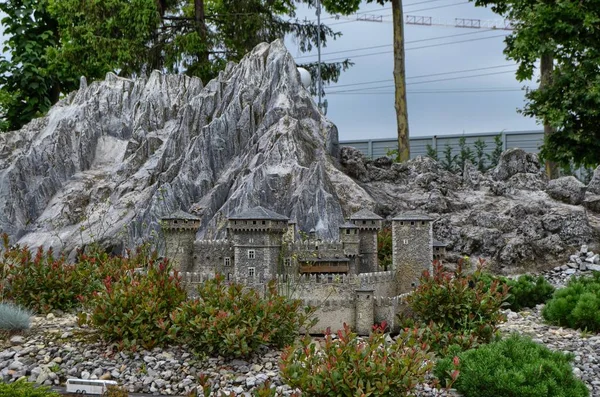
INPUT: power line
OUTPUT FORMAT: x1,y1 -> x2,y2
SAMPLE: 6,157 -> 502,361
326,70 -> 517,93
327,1 -> 469,25
314,0 -> 453,23
327,64 -> 517,89
318,34 -> 507,62
328,88 -> 523,95
295,29 -> 500,60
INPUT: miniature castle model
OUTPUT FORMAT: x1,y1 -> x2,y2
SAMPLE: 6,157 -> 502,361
162,206 -> 443,335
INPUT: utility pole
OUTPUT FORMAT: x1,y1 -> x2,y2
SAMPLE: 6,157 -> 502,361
316,0 -> 323,112
392,0 -> 410,162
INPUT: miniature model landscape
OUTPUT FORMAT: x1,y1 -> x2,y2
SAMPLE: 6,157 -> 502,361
1,41 -> 600,396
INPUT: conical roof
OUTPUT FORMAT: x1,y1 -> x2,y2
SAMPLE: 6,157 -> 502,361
229,206 -> 289,221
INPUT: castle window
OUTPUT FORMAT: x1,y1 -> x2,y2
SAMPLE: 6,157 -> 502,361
178,247 -> 184,253
372,220 -> 375,225
248,267 -> 255,278
403,239 -> 409,245
284,258 -> 292,267
346,229 -> 350,235
421,221 -> 425,225
410,221 -> 415,226
262,220 -> 266,225
363,220 -> 366,225
249,238 -> 254,243
253,221 -> 257,225
248,250 -> 255,259
174,220 -> 178,224
224,257 -> 231,267
315,245 -> 319,250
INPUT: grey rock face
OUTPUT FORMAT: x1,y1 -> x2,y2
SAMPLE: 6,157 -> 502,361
339,148 -> 598,271
546,176 -> 586,205
0,40 -> 373,254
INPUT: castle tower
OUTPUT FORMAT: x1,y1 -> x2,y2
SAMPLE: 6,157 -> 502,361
340,222 -> 360,275
391,213 -> 433,294
349,209 -> 383,274
355,287 -> 375,336
161,210 -> 201,273
228,206 -> 288,282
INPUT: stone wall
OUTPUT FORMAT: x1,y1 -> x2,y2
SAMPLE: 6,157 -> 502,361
163,229 -> 196,273
358,270 -> 397,297
193,240 -> 234,275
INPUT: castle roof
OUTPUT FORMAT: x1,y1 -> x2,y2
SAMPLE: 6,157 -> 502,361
162,210 -> 201,221
229,206 -> 289,221
339,222 -> 358,229
433,240 -> 447,247
349,209 -> 383,220
392,213 -> 433,221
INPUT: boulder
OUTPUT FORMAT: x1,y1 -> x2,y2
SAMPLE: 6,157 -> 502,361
491,148 -> 544,182
546,176 -> 586,205
587,166 -> 600,194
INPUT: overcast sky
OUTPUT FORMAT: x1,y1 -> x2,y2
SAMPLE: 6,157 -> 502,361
286,0 -> 542,141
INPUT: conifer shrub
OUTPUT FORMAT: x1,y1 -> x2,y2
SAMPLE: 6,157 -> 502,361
0,379 -> 59,397
279,323 -> 433,397
84,258 -> 186,349
406,259 -> 508,345
0,302 -> 31,331
475,272 -> 554,312
169,275 -> 314,358
543,272 -> 600,332
435,334 -> 589,397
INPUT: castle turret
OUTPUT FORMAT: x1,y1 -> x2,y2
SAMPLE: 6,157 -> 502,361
340,222 -> 360,274
349,209 -> 383,273
391,213 -> 433,294
161,210 -> 201,272
228,206 -> 289,282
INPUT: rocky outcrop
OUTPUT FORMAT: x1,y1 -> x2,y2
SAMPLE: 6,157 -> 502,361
546,176 -> 586,205
0,40 -> 373,255
339,146 -> 599,271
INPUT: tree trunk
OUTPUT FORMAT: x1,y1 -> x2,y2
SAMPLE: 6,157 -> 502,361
392,0 -> 410,162
541,52 -> 558,179
195,0 -> 209,64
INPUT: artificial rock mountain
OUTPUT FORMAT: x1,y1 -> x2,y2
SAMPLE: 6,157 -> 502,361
0,40 -> 598,270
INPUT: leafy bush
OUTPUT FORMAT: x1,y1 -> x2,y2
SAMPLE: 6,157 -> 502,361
543,272 -> 600,332
2,245 -> 86,313
1,233 -> 154,313
84,258 -> 186,349
476,273 -> 555,312
280,323 -> 433,397
0,302 -> 31,331
406,259 -> 508,344
404,321 -> 484,358
435,334 -> 589,397
0,379 -> 59,396
169,275 -> 313,358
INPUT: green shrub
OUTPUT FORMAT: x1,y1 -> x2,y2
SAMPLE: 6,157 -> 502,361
476,272 -> 554,312
85,258 -> 186,349
280,323 -> 433,397
0,379 -> 59,396
3,245 -> 86,313
406,259 -> 508,344
0,302 -> 31,331
1,233 -> 155,314
543,272 -> 600,332
405,321 -> 484,357
435,334 -> 589,397
169,275 -> 313,358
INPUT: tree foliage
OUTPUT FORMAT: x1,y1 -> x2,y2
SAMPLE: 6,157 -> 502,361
472,0 -> 600,168
0,0 -> 357,131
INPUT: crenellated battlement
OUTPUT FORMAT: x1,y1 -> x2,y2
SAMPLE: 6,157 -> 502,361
303,297 -> 355,309
358,270 -> 394,285
276,273 -> 359,285
194,239 -> 233,249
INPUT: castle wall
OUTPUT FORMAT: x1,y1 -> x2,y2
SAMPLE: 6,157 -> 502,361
305,298 -> 356,334
358,230 -> 379,273
193,240 -> 234,275
358,271 -> 396,297
392,221 -> 433,294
